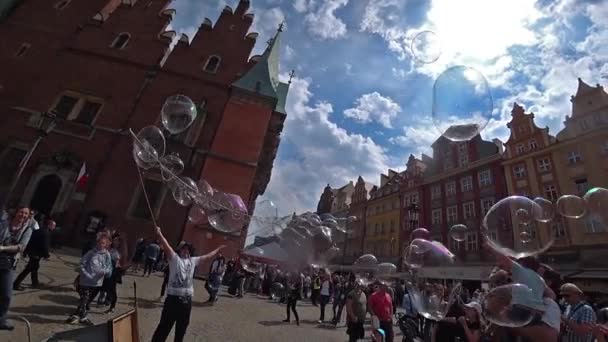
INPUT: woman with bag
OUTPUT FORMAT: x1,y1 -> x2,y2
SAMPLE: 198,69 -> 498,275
0,207 -> 32,331
282,272 -> 302,325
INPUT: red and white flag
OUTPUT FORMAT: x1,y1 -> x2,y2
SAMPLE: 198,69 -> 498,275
77,163 -> 89,189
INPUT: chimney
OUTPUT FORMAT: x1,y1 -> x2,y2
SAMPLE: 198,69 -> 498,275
493,138 -> 504,154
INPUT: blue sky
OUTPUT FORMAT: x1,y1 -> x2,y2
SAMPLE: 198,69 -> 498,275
166,0 -> 607,239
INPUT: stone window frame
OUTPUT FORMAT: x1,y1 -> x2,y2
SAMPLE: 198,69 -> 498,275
463,201 -> 475,220
445,181 -> 457,197
567,150 -> 582,164
478,169 -> 493,187
126,175 -> 168,222
460,175 -> 473,192
110,32 -> 131,49
203,55 -> 222,74
513,164 -> 526,179
446,205 -> 458,223
537,157 -> 551,172
529,139 -> 538,150
54,0 -> 71,10
465,232 -> 478,251
50,91 -> 104,126
431,208 -> 442,225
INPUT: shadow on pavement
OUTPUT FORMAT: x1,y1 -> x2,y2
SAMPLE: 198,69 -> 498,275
258,320 -> 289,327
11,304 -> 73,317
10,313 -> 69,325
39,294 -> 78,306
135,297 -> 162,309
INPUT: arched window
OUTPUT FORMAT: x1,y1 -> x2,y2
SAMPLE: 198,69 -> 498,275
203,55 -> 221,73
111,33 -> 130,49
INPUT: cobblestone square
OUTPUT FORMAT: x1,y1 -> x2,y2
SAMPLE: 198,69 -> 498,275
4,249 -> 362,342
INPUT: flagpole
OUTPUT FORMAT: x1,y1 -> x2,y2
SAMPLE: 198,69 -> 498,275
1,112 -> 56,212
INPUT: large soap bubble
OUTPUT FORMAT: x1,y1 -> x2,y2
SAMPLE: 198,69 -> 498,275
132,126 -> 166,169
207,192 -> 248,233
432,65 -> 493,141
161,94 -> 197,135
483,283 -> 536,328
449,224 -> 467,242
171,176 -> 198,206
411,30 -> 442,64
482,196 -> 550,259
533,197 -> 555,223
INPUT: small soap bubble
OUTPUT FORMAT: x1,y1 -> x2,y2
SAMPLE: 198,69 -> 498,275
556,195 -> 586,219
449,224 -> 467,242
161,94 -> 197,135
410,30 -> 442,64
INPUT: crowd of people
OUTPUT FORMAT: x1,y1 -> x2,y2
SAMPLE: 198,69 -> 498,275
2,205 -> 608,342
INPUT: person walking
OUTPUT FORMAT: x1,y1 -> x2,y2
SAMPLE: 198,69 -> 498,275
102,234 -> 126,313
66,233 -> 112,325
143,239 -> 160,277
205,252 -> 225,304
13,218 -> 55,290
151,226 -> 224,342
318,272 -> 333,323
0,207 -> 32,331
560,283 -> 596,342
346,279 -> 367,342
283,272 -> 302,325
369,280 -> 394,342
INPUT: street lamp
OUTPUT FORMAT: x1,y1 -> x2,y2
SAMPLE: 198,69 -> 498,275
1,111 -> 57,210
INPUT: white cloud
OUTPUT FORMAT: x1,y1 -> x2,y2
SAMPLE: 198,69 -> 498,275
249,7 -> 286,54
259,76 -> 390,220
284,45 -> 295,61
389,117 -> 437,156
304,0 -> 349,40
344,92 -> 402,128
294,0 -> 315,13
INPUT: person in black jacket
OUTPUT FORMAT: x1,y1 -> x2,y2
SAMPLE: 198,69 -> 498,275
13,219 -> 55,290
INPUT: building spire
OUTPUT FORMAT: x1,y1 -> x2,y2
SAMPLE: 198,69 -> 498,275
232,22 -> 283,99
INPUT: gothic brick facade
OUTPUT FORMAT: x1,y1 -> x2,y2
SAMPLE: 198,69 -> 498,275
0,0 -> 288,270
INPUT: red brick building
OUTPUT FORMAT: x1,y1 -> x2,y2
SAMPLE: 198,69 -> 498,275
0,0 -> 288,268
420,134 -> 508,262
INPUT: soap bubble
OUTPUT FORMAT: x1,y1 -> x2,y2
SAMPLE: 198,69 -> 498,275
432,65 -> 493,141
132,126 -> 165,169
188,205 -> 206,224
406,277 -> 461,321
403,243 -> 425,269
411,30 -> 442,64
171,177 -> 198,206
519,230 -> 533,244
411,227 -> 431,241
253,199 -> 280,226
533,197 -> 555,223
160,94 -> 197,134
354,254 -> 378,270
159,153 -> 184,181
556,195 -> 586,218
207,192 -> 248,233
482,196 -> 550,259
377,262 -> 397,275
449,224 -> 467,242
584,187 -> 608,224
193,179 -> 214,208
483,283 -> 536,328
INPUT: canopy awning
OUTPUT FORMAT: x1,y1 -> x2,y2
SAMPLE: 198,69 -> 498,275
241,242 -> 289,264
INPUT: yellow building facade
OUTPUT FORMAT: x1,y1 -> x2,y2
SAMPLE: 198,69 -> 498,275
364,171 -> 401,261
551,79 -> 608,253
503,79 -> 608,269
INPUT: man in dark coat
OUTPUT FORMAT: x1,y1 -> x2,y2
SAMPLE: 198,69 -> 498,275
13,219 -> 55,290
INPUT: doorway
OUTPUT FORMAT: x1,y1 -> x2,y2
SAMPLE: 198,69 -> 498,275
30,174 -> 62,216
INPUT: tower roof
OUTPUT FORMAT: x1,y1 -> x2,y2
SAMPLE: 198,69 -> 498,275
233,24 -> 282,100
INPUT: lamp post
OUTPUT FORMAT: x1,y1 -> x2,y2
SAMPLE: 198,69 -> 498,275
1,111 -> 57,211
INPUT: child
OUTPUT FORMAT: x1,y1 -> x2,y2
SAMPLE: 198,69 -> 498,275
67,233 -> 112,325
